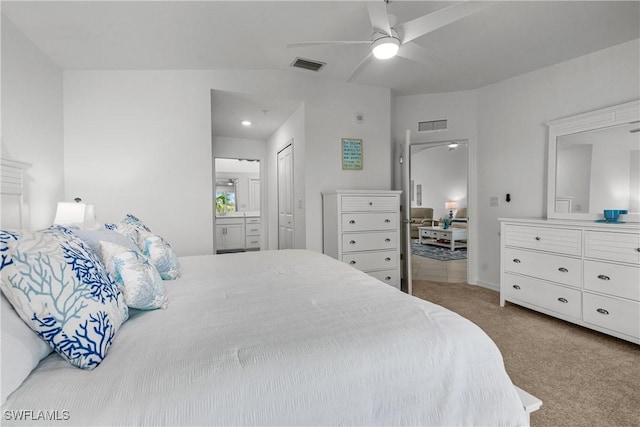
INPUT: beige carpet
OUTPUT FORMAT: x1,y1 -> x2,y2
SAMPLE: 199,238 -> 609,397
411,280 -> 640,427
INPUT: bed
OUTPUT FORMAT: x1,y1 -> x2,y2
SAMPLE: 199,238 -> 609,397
2,247 -> 529,426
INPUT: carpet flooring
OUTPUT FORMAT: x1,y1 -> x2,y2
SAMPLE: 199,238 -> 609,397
411,280 -> 640,427
411,240 -> 467,261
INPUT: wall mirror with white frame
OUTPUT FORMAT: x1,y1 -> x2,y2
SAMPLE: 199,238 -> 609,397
547,100 -> 640,222
214,158 -> 260,217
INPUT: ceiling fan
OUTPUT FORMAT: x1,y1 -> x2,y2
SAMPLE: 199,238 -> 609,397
287,1 -> 493,82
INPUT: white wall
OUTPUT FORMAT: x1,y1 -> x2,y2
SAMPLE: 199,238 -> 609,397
475,38 -> 639,289
1,14 -> 64,229
394,39 -> 640,289
64,70 -> 392,256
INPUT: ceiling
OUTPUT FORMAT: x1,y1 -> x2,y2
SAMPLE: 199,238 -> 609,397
3,1 -> 639,139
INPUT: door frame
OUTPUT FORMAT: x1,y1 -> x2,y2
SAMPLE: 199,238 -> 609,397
404,137 -> 475,286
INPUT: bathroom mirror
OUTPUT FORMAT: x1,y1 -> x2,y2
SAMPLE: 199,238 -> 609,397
547,100 -> 640,222
214,158 -> 260,216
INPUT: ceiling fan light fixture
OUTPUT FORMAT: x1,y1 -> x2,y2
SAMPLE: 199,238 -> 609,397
372,36 -> 400,60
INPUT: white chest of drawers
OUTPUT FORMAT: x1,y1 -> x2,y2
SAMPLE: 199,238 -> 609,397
500,218 -> 640,344
322,190 -> 402,289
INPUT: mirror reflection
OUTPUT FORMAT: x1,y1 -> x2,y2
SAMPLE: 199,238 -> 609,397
214,158 -> 260,216
555,122 -> 640,214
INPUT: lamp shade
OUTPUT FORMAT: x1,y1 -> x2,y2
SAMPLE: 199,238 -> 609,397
445,201 -> 457,210
53,202 -> 96,226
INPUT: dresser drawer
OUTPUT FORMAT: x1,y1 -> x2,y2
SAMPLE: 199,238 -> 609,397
503,247 -> 581,288
583,292 -> 640,339
367,269 -> 399,289
503,273 -> 581,319
584,231 -> 640,264
342,213 -> 398,232
584,260 -> 640,301
245,236 -> 260,249
340,195 -> 397,212
504,225 -> 582,256
341,251 -> 397,272
342,232 -> 397,252
245,224 -> 261,236
246,217 -> 261,225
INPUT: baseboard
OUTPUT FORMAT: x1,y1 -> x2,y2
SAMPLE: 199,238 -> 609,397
474,280 -> 499,292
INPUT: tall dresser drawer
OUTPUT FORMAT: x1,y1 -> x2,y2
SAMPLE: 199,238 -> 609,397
368,269 -> 399,289
503,247 -> 581,288
583,293 -> 640,339
245,224 -> 261,236
342,213 -> 397,231
341,196 -> 397,212
584,231 -> 640,264
504,225 -> 582,256
341,251 -> 397,272
503,273 -> 581,319
584,260 -> 640,301
342,232 -> 396,252
245,236 -> 260,249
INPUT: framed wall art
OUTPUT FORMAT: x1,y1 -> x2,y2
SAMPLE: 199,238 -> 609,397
341,138 -> 363,170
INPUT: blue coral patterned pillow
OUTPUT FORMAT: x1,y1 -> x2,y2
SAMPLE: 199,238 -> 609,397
100,242 -> 168,310
0,227 -> 128,369
137,229 -> 182,280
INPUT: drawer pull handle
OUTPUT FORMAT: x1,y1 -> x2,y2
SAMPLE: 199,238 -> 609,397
535,236 -> 541,241
558,267 -> 568,273
385,257 -> 391,262
349,220 -> 356,224
369,202 -> 373,206
385,276 -> 391,281
597,274 -> 610,281
384,219 -> 391,223
385,238 -> 391,243
557,297 -> 568,304
636,248 -> 640,253
349,240 -> 356,245
512,258 -> 521,264
349,260 -> 356,265
596,308 -> 610,315
512,285 -> 521,290
251,241 -> 258,244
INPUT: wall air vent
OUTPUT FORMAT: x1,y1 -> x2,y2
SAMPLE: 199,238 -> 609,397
291,57 -> 326,72
418,119 -> 448,133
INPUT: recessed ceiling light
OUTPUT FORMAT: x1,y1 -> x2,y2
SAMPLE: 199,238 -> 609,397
241,120 -> 252,126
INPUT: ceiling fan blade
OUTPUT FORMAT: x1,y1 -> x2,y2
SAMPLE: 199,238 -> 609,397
287,41 -> 370,48
397,1 -> 494,44
367,1 -> 392,35
346,53 -> 374,83
397,42 -> 447,68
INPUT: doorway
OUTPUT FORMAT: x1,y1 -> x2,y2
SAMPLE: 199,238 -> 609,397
409,140 -> 469,283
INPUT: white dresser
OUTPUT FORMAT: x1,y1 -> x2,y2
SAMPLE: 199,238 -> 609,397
322,190 -> 402,289
500,218 -> 640,344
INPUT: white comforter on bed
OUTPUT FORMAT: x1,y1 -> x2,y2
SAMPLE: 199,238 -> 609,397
2,249 -> 527,426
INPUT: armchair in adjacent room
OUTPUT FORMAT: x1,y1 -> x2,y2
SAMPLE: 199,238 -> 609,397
410,207 -> 434,239
451,207 -> 468,228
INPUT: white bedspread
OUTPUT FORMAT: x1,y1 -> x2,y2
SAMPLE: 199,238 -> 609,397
2,249 -> 527,426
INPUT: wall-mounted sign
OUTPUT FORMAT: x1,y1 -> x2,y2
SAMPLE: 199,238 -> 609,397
341,138 -> 363,170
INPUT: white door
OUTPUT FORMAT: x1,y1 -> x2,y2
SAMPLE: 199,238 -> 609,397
401,130 -> 413,294
277,143 -> 294,249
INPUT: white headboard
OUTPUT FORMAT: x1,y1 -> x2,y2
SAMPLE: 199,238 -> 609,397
0,158 -> 31,229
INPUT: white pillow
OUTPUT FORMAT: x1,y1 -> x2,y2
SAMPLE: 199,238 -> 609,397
100,242 -> 168,310
1,293 -> 52,404
72,228 -> 138,256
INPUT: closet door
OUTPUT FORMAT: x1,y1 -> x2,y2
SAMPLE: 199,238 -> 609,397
277,143 -> 294,249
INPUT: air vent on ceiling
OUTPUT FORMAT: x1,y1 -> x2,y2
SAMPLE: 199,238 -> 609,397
418,119 -> 448,133
291,57 -> 326,72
